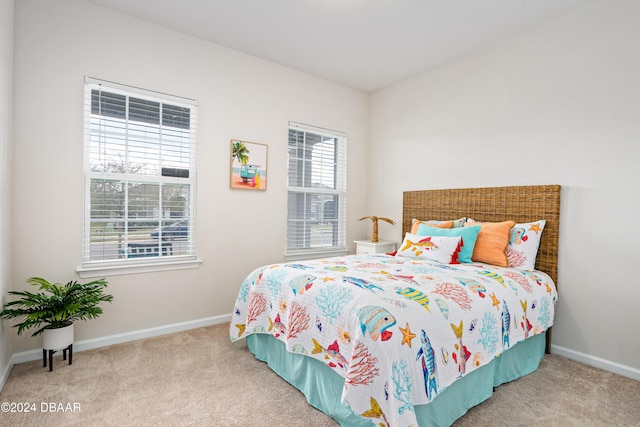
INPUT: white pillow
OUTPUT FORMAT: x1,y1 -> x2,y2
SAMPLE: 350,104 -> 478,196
396,233 -> 462,264
507,220 -> 546,270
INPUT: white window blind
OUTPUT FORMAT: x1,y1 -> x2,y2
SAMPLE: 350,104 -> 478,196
83,77 -> 197,267
287,121 -> 347,256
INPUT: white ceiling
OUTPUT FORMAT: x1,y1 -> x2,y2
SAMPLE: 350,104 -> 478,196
84,0 -> 595,92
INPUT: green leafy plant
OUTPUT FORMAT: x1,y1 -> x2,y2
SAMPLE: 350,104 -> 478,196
0,277 -> 114,337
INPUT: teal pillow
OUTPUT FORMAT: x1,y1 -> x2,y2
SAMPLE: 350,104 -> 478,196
416,224 -> 481,263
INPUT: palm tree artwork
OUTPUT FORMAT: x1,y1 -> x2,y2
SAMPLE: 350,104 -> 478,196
230,140 -> 268,190
232,141 -> 250,165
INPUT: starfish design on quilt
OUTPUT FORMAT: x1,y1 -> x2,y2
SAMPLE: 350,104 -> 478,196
528,223 -> 542,233
490,293 -> 501,309
234,324 -> 246,337
399,322 -> 416,348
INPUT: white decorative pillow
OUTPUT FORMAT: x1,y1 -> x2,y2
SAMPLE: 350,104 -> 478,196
396,233 -> 462,264
507,220 -> 546,270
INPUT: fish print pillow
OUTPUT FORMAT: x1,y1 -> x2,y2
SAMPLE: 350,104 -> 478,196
416,224 -> 481,263
507,220 -> 546,271
396,232 -> 462,264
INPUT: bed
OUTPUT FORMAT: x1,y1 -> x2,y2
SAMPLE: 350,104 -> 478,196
230,185 -> 560,426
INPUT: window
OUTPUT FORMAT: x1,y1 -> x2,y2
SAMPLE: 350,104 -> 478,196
287,121 -> 347,257
82,77 -> 197,271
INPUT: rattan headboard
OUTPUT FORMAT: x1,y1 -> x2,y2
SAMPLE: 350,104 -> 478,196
402,185 -> 560,286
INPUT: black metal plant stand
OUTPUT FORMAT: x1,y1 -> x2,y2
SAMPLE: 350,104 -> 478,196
42,344 -> 73,372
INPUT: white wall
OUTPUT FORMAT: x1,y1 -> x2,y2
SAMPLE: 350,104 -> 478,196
0,0 -> 13,389
11,0 -> 369,352
0,0 -> 14,381
369,0 -> 640,371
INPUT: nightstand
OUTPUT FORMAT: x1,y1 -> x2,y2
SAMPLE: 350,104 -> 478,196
354,240 -> 397,255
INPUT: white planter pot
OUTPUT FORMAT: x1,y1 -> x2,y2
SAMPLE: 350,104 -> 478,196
42,324 -> 74,351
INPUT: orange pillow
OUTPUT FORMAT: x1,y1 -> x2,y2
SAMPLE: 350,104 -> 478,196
464,220 -> 515,267
410,219 -> 454,234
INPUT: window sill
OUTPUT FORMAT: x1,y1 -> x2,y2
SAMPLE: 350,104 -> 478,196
77,257 -> 202,278
285,249 -> 349,262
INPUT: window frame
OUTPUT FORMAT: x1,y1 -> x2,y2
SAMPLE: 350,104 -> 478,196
286,121 -> 348,260
78,77 -> 200,278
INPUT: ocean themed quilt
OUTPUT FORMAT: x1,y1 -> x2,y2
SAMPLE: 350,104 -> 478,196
230,254 -> 557,427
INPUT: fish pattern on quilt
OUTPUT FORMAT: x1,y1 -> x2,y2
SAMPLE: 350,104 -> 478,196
230,254 -> 557,427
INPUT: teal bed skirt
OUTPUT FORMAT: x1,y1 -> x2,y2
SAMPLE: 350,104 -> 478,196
247,333 -> 546,427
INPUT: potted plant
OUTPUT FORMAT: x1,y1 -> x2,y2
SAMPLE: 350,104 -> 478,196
0,277 -> 113,368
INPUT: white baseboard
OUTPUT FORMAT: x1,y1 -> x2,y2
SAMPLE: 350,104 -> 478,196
2,314 -> 231,387
551,344 -> 640,381
4,319 -> 637,391
0,357 -> 12,392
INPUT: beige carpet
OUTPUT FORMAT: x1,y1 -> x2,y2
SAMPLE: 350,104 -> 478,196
1,323 -> 638,426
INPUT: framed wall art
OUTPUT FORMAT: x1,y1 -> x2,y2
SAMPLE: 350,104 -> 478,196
230,139 -> 268,191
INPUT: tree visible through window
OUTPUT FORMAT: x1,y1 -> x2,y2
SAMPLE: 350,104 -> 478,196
287,122 -> 346,256
83,78 -> 197,265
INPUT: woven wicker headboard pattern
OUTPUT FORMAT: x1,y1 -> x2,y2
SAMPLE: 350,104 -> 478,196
402,185 -> 560,285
